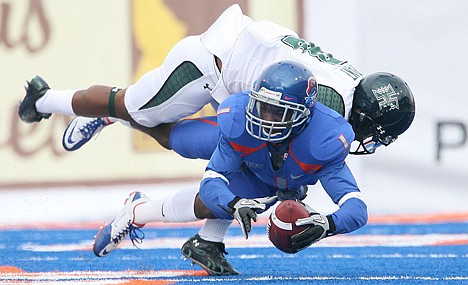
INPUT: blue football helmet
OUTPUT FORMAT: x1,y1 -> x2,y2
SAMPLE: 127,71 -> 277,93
246,61 -> 318,142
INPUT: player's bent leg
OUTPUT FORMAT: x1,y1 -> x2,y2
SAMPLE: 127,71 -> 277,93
169,116 -> 220,160
93,191 -> 150,257
69,86 -> 133,121
18,76 -> 52,123
198,219 -> 232,243
131,122 -> 178,150
193,193 -> 216,219
181,195 -> 239,275
182,171 -> 276,275
124,188 -> 238,275
124,36 -> 218,128
181,172 -> 275,275
133,116 -> 220,154
62,117 -> 114,151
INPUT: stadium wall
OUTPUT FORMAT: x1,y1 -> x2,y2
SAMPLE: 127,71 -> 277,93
1,0 -> 301,188
2,0 -> 466,217
304,0 -> 468,216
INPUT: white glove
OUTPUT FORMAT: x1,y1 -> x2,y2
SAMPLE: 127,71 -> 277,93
290,202 -> 334,252
225,196 -> 278,239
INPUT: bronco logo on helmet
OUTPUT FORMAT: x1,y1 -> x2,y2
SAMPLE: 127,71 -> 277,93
305,77 -> 318,108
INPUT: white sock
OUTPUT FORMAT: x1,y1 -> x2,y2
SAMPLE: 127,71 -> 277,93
198,219 -> 233,243
134,188 -> 199,224
36,89 -> 77,116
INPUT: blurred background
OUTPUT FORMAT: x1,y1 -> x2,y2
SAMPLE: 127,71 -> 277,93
1,0 -> 467,227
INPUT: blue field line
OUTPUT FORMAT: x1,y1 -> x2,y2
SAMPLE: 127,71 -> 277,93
352,223 -> 468,235
0,223 -> 467,284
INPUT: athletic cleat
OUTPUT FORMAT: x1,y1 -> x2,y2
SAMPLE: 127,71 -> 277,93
93,191 -> 150,257
18,75 -> 52,123
62,117 -> 111,151
181,234 -> 239,276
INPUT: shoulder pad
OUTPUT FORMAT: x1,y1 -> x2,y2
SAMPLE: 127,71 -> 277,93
303,103 -> 355,161
216,92 -> 249,139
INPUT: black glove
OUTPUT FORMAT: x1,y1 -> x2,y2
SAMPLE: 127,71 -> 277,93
276,185 -> 308,201
290,202 -> 335,252
224,196 -> 278,239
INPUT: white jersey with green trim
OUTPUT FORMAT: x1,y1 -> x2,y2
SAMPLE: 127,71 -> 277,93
201,4 -> 363,119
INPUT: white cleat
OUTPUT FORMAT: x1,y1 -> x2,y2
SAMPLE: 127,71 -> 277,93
92,192 -> 149,257
62,117 -> 112,151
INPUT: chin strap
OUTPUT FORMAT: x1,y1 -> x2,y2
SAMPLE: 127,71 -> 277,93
349,141 -> 376,155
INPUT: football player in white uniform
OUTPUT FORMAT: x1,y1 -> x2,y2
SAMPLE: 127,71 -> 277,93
19,4 -> 360,144
18,4 -> 415,275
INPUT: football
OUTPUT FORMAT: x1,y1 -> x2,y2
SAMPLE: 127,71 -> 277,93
267,200 -> 310,253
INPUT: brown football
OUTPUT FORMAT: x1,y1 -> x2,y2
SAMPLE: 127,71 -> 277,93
267,200 -> 310,253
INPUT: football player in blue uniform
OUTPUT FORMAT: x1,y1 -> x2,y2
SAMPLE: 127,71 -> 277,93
18,5 -> 414,275
92,61 -> 368,275
149,70 -> 416,159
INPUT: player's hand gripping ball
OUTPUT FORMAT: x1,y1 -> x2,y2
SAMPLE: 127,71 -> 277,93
267,200 -> 310,253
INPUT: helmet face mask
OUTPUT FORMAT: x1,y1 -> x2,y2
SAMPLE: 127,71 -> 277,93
349,72 -> 415,155
350,111 -> 397,154
245,62 -> 318,143
246,87 -> 310,142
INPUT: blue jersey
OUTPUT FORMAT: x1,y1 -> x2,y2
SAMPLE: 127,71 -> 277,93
198,92 -> 367,234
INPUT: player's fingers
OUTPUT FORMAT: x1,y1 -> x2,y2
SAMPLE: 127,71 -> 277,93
295,217 -> 313,227
290,229 -> 318,251
256,196 -> 278,205
240,209 -> 255,239
241,218 -> 251,239
244,211 -> 256,230
295,215 -> 320,227
240,223 -> 248,239
291,238 -> 314,252
291,226 -> 323,243
249,210 -> 258,223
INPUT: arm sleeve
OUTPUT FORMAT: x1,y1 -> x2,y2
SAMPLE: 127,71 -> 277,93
319,160 -> 368,234
199,135 -> 243,219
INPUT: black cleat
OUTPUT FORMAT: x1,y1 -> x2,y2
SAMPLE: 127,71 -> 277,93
181,234 -> 240,276
18,75 -> 51,123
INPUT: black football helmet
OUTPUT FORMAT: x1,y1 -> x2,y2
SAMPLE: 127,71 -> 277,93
349,72 -> 415,154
